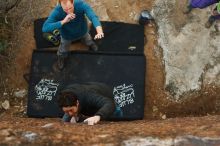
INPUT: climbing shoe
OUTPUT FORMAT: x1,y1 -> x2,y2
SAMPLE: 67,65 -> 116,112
205,16 -> 215,28
52,29 -> 61,40
43,32 -> 60,46
89,43 -> 98,51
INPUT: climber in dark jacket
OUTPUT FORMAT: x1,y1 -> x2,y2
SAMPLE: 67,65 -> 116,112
57,82 -> 115,125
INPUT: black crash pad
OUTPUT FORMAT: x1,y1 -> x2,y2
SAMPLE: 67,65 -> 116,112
34,18 -> 145,54
90,21 -> 145,54
27,50 -> 146,120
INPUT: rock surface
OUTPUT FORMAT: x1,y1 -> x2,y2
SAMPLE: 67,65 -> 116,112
152,0 -> 220,99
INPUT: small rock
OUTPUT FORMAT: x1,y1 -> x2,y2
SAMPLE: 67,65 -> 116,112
0,129 -> 11,136
19,107 -> 25,112
162,114 -> 167,120
98,134 -> 109,138
129,11 -> 135,17
22,132 -> 38,142
55,133 -> 63,139
2,100 -> 10,110
134,14 -> 140,21
41,123 -> 54,128
152,106 -> 158,112
198,125 -> 211,130
5,136 -> 15,141
14,89 -> 27,98
148,23 -> 154,27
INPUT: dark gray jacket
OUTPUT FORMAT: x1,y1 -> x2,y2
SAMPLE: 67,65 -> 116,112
61,82 -> 115,120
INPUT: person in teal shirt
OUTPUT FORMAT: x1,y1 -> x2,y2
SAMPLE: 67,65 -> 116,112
42,0 -> 104,70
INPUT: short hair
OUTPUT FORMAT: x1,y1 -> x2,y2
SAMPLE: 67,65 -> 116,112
57,91 -> 78,107
58,0 -> 74,4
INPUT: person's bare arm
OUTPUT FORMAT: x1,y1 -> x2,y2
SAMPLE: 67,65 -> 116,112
84,115 -> 101,125
94,26 -> 104,40
61,13 -> 75,25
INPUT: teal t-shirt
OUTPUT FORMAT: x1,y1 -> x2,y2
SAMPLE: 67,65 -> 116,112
42,0 -> 101,40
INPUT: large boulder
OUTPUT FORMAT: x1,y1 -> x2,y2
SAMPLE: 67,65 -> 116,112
152,0 -> 220,100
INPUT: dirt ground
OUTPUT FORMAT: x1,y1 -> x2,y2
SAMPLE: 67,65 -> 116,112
1,114 -> 220,145
0,0 -> 220,145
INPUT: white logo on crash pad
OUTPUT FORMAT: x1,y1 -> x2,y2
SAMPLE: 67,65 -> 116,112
35,79 -> 59,101
113,84 -> 135,108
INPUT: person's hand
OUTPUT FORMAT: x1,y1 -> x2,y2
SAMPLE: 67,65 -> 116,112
94,32 -> 104,40
84,115 -> 101,125
94,26 -> 104,40
70,116 -> 78,123
61,13 -> 75,25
